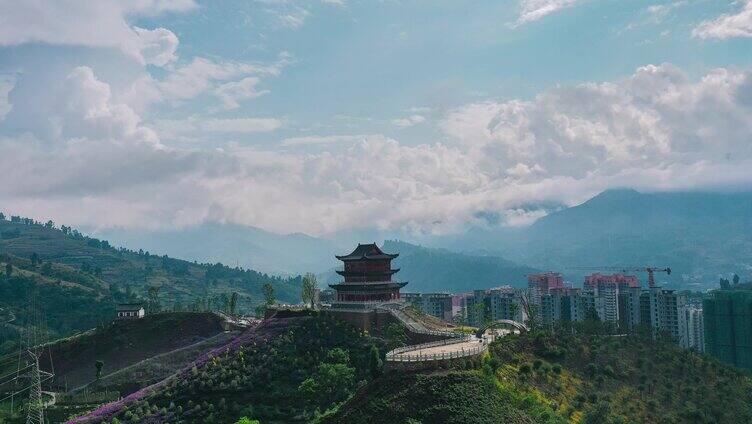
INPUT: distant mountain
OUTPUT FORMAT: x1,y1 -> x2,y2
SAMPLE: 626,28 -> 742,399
93,222 -> 341,275
435,189 -> 752,289
323,240 -> 538,293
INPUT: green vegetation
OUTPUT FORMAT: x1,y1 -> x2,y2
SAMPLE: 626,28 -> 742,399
76,315 -> 386,423
0,216 -> 302,347
322,371 -> 536,424
488,330 -> 752,423
328,326 -> 752,424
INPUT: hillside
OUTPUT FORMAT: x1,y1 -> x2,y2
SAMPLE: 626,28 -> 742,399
39,312 -> 228,390
322,371 -> 536,424
68,313 -> 386,424
0,217 -> 301,343
327,328 -> 752,424
437,189 -> 752,290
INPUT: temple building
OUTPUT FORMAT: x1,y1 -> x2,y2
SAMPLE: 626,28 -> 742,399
329,243 -> 407,303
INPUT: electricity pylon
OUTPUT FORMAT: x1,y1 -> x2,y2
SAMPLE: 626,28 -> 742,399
26,350 -> 44,424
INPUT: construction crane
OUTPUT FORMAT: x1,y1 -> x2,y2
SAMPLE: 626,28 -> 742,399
569,266 -> 671,288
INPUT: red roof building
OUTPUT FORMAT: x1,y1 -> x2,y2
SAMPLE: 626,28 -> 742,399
584,273 -> 640,290
329,243 -> 407,303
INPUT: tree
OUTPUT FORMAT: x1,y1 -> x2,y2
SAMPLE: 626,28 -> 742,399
369,345 -> 382,378
301,272 -> 318,308
733,274 -> 741,286
385,323 -> 407,350
508,301 -> 520,321
148,285 -> 162,313
229,292 -> 239,316
5,263 -> 11,276
235,418 -> 260,424
95,360 -> 104,380
263,282 -> 275,306
30,252 -> 39,266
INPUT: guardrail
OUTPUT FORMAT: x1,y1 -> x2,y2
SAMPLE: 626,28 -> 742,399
384,306 -> 486,364
386,340 -> 487,362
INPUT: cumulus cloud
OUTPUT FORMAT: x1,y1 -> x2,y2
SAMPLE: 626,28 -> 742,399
694,1 -> 752,39
3,63 -> 752,236
0,0 -> 193,65
516,0 -> 585,25
21,66 -> 159,144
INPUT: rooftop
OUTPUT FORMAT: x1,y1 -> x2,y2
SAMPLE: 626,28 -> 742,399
335,243 -> 399,261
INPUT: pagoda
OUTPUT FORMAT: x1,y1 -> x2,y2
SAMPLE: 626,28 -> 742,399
329,243 -> 407,303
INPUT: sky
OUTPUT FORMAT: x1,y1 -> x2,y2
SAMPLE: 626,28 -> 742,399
1,0 -> 752,236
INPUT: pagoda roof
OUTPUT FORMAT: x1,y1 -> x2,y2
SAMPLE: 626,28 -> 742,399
329,281 -> 408,291
335,243 -> 398,261
336,268 -> 400,277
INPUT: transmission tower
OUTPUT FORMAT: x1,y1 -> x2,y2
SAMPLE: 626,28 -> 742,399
26,350 -> 43,424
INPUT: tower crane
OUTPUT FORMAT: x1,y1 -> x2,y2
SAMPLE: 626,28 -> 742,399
569,266 -> 671,288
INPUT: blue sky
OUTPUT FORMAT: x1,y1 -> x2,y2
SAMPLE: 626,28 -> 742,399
1,0 -> 752,235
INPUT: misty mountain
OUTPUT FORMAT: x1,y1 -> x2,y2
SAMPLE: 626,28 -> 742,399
93,222 -> 341,276
322,240 -> 538,293
435,189 -> 752,289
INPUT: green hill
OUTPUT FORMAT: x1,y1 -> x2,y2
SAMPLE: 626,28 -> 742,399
327,327 -> 752,424
0,216 -> 302,345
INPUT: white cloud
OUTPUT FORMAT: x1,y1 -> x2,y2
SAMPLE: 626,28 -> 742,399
0,0 -> 194,66
694,1 -> 752,40
278,8 -> 310,28
203,118 -> 282,133
134,27 -> 180,66
516,0 -> 585,25
392,114 -> 426,128
4,63 -> 752,236
281,134 -> 370,146
214,77 -> 269,109
54,66 -> 159,144
0,76 -> 13,122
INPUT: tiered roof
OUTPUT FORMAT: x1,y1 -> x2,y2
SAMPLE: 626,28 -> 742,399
335,243 -> 398,261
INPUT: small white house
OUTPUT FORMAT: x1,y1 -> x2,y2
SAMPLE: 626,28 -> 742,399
116,303 -> 146,319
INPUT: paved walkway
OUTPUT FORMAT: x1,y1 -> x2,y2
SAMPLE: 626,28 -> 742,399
408,338 -> 485,356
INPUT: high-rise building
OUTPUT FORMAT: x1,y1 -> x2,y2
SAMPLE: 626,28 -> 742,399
703,290 -> 752,370
465,286 -> 521,327
639,288 -> 688,344
528,272 -> 565,306
683,305 -> 704,353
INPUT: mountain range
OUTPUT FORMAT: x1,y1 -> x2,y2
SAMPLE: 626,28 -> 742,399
91,189 -> 752,291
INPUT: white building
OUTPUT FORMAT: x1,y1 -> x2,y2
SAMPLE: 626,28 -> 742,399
683,305 -> 705,352
117,303 -> 145,319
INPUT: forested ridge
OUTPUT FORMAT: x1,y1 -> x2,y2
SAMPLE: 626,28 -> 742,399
0,214 -> 301,350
